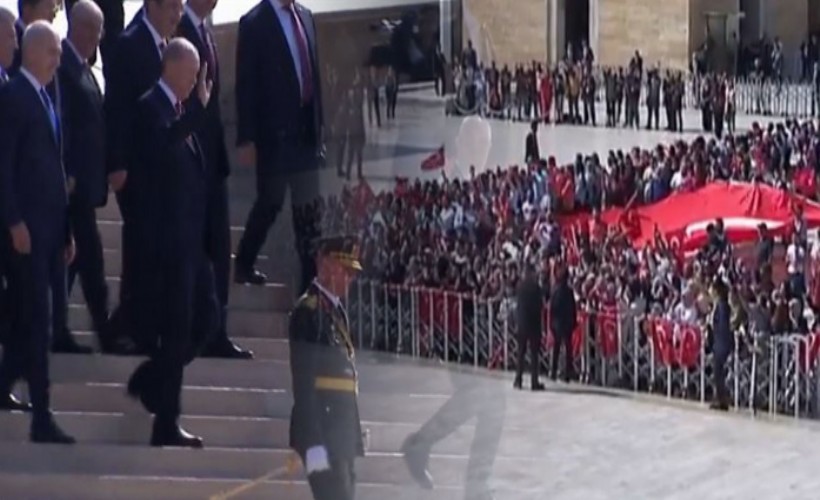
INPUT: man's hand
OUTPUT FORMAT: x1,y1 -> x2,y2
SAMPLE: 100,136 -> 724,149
65,237 -> 76,265
67,176 -> 76,195
237,142 -> 257,167
304,445 -> 330,475
109,170 -> 127,192
197,63 -> 213,108
9,222 -> 31,255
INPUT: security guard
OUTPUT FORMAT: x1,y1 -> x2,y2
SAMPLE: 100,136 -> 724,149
289,235 -> 364,500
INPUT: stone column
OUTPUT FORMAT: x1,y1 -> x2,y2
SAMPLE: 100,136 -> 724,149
589,0 -> 600,62
547,0 -> 565,65
440,0 -> 453,61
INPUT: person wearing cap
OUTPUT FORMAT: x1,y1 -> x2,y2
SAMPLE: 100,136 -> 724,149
289,235 -> 364,500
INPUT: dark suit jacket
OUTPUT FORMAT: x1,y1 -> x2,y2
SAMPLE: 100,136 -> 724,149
549,281 -> 577,339
516,273 -> 543,338
104,18 -> 163,175
0,75 -> 68,243
134,85 -> 207,262
177,12 -> 230,178
525,131 -> 539,163
59,41 -> 108,207
235,0 -> 323,171
9,20 -> 22,75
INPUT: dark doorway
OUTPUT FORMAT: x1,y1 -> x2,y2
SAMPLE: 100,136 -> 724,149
564,0 -> 590,61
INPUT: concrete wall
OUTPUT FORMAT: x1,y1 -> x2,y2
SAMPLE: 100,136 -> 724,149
461,0 -> 547,65
598,0 -> 690,70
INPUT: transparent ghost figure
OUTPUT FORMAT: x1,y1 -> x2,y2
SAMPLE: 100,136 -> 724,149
454,115 -> 492,178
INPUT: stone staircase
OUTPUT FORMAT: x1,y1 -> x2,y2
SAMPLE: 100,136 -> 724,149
0,132 -> 488,498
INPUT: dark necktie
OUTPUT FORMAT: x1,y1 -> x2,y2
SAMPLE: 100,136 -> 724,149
175,101 -> 195,150
39,87 -> 59,141
199,22 -> 216,82
285,4 -> 313,104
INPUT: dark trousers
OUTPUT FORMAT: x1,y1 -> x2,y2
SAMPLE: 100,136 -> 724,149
410,373 -> 505,499
386,87 -> 398,119
0,229 -> 66,427
110,186 -> 154,351
137,254 -> 219,422
713,111 -> 724,138
367,93 -> 381,126
514,332 -> 541,385
66,201 -> 108,335
646,104 -> 660,129
203,176 -> 232,346
701,106 -> 712,132
583,97 -> 596,126
712,350 -> 730,405
235,160 -> 319,295
550,332 -> 573,381
302,456 -> 356,500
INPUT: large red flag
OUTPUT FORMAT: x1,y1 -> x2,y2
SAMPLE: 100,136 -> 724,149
421,145 -> 446,171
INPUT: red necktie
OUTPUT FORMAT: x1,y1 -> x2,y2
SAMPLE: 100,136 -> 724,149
286,4 -> 313,104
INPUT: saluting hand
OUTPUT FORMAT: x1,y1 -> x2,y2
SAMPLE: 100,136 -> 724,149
65,237 -> 76,265
197,62 -> 213,108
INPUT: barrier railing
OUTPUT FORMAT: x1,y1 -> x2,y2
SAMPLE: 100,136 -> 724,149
344,280 -> 820,420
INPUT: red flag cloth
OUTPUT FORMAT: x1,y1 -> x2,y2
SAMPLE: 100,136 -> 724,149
794,167 -> 816,198
596,308 -> 619,359
648,317 -> 675,366
677,323 -> 702,369
798,333 -> 820,373
421,145 -> 446,171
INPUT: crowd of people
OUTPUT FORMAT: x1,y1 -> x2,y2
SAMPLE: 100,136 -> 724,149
320,111 -> 820,372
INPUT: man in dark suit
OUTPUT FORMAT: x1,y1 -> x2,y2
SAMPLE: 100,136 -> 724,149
289,235 -> 364,500
10,0 -> 58,74
105,0 -> 184,352
0,8 -> 15,80
513,261 -> 545,391
126,38 -> 219,447
524,120 -> 539,164
60,0 -> 131,354
710,279 -> 734,411
177,0 -> 251,359
234,0 -> 325,291
64,0 -> 124,75
549,264 -> 577,382
0,21 -> 75,443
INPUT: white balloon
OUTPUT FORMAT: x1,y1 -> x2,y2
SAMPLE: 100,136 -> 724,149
454,116 -> 492,178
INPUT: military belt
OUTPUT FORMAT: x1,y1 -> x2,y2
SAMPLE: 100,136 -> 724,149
314,376 -> 357,392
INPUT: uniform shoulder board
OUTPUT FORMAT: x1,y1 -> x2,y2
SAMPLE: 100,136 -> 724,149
295,292 -> 319,311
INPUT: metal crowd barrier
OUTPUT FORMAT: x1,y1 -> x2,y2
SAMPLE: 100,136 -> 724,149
344,280 -> 820,421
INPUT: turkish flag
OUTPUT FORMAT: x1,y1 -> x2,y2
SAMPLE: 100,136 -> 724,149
421,145 -> 446,171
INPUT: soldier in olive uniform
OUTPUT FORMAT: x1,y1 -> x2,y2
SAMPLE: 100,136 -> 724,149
289,235 -> 365,500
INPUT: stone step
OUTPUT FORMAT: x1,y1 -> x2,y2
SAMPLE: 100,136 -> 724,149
48,354 -> 483,394
95,248 -> 292,286
0,473 -> 460,500
46,383 -> 453,424
67,304 -> 288,339
0,442 -> 494,488
71,333 -> 291,360
69,275 -> 292,312
0,411 -> 483,457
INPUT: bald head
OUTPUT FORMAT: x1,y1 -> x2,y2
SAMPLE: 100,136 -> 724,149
68,0 -> 103,61
161,37 -> 200,101
21,20 -> 61,85
0,7 -> 16,70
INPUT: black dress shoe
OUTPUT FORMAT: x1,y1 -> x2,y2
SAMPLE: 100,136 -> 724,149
52,335 -> 94,354
151,423 -> 203,449
401,434 -> 434,489
31,419 -> 76,444
99,334 -> 138,355
0,394 -> 32,412
512,379 -> 523,390
202,340 -> 254,360
234,267 -> 267,285
531,381 -> 546,392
